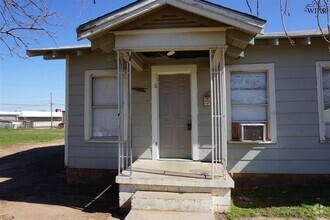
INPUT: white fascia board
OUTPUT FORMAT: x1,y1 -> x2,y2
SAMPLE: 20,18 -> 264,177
78,0 -> 264,40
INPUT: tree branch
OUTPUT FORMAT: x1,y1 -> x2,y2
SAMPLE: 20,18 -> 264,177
280,0 -> 295,45
0,0 -> 57,58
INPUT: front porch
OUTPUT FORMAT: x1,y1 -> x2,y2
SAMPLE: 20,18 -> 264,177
116,159 -> 234,216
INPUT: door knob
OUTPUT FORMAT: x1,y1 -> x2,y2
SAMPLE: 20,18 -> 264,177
187,120 -> 192,131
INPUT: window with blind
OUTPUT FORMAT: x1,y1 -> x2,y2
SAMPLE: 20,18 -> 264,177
322,70 -> 330,139
92,77 -> 118,139
227,64 -> 277,143
231,72 -> 267,122
316,62 -> 330,142
84,70 -> 119,141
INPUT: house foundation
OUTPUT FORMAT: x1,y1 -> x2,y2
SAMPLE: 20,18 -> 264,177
66,168 -> 117,185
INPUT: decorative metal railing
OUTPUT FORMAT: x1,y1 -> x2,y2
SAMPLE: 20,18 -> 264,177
117,51 -> 133,177
209,48 -> 227,179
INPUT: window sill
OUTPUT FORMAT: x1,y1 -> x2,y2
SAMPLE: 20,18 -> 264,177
228,141 -> 276,145
319,140 -> 330,144
85,139 -> 119,144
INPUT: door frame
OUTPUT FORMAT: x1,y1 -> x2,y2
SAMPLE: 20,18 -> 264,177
151,65 -> 198,160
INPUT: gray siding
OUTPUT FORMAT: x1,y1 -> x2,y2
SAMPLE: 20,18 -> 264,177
67,38 -> 330,174
67,52 -> 118,169
131,60 -> 212,160
228,38 -> 330,174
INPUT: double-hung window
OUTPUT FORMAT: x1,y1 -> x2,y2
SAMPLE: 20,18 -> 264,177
84,70 -> 118,141
316,61 -> 330,142
226,64 -> 277,143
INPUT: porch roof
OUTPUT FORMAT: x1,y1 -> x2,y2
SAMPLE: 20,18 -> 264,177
76,0 -> 266,41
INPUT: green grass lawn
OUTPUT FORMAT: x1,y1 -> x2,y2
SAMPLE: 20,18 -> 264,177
228,186 -> 330,220
0,128 -> 65,147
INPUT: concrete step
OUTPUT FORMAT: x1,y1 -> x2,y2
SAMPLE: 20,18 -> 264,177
131,191 -> 213,213
125,210 -> 214,220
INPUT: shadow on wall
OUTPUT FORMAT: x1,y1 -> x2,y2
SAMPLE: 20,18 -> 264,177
0,145 -> 124,218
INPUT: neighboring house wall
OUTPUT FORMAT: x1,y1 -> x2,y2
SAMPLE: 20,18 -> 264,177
228,38 -> 330,174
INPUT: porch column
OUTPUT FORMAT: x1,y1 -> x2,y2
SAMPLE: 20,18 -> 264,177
209,48 -> 227,179
117,51 -> 133,177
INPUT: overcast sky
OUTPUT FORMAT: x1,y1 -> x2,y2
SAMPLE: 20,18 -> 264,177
0,0 -> 328,111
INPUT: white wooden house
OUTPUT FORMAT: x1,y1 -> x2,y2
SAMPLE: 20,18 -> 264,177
28,0 -> 330,218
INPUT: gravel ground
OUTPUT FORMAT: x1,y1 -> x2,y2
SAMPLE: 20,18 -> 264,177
0,141 -> 126,220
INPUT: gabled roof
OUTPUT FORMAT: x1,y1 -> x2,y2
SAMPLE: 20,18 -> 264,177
77,0 -> 266,40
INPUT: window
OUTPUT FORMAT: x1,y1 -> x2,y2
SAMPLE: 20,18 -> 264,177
226,64 -> 277,143
316,61 -> 330,142
84,70 -> 118,141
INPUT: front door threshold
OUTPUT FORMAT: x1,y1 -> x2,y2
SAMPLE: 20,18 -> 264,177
157,158 -> 193,162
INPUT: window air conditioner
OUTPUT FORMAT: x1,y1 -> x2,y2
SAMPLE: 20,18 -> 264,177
240,123 -> 266,142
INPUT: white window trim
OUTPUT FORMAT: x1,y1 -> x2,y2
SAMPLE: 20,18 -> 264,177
84,69 -> 118,142
151,65 -> 199,160
316,61 -> 330,142
226,63 -> 277,144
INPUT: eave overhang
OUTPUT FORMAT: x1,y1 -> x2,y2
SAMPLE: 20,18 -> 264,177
26,44 -> 91,60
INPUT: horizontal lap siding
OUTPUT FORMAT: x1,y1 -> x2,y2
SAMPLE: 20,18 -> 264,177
67,53 -> 118,169
132,68 -> 152,159
67,41 -> 330,174
228,40 -> 330,174
197,66 -> 213,159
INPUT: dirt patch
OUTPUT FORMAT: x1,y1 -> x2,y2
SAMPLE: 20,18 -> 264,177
0,142 -> 126,220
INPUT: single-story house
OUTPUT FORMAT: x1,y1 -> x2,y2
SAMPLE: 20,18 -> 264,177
27,0 -> 330,217
0,111 -> 62,128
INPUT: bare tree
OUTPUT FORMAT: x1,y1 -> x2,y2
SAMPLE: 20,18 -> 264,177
1,0 -> 330,58
246,0 -> 330,46
0,0 -> 56,58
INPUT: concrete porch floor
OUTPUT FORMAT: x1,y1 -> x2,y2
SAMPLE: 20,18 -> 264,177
117,159 -> 233,187
116,160 -> 234,214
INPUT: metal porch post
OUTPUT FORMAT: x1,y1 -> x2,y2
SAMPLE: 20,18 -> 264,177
117,50 -> 133,177
210,48 -> 227,179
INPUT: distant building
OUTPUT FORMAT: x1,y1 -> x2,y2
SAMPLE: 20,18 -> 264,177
0,111 -> 63,128
0,112 -> 20,121
18,111 -> 62,128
